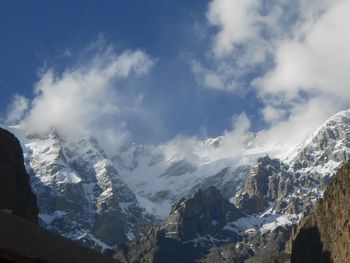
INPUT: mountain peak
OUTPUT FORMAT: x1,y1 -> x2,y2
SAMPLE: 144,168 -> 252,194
161,186 -> 241,241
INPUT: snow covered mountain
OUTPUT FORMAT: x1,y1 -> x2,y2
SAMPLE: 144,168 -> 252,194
10,129 -> 150,252
226,109 -> 350,261
112,135 -> 261,219
116,109 -> 350,262
5,126 -> 260,252
5,108 -> 350,260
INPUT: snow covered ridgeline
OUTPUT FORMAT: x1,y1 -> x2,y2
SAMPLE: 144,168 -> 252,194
5,108 -> 350,257
111,134 -> 266,219
7,125 -> 259,252
112,109 -> 350,222
20,130 -> 146,251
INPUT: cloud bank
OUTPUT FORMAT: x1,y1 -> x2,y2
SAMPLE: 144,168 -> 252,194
192,0 -> 350,154
5,1 -> 350,164
6,43 -> 155,153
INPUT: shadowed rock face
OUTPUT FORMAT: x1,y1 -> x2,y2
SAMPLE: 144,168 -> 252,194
115,186 -> 242,263
291,226 -> 331,263
162,186 -> 242,241
235,156 -> 294,215
291,160 -> 350,263
0,127 -> 38,224
0,210 -> 118,263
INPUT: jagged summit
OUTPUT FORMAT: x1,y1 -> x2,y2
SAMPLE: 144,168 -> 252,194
286,108 -> 350,168
161,186 -> 242,241
116,186 -> 243,263
8,128 -> 149,252
4,108 -> 350,259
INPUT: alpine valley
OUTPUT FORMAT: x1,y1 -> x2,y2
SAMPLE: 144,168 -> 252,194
5,108 -> 350,262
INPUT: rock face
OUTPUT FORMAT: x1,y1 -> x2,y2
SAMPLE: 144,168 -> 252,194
0,210 -> 118,263
22,130 -> 150,252
115,186 -> 242,263
5,108 -> 350,260
291,160 -> 350,263
114,109 -> 350,263
236,156 -> 290,214
162,186 -> 242,241
112,135 -> 258,219
0,127 -> 38,223
189,166 -> 250,200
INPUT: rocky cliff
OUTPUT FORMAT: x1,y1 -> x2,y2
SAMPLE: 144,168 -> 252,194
291,160 -> 350,263
0,127 -> 38,223
22,130 -> 150,252
0,127 -> 117,263
115,186 -> 243,263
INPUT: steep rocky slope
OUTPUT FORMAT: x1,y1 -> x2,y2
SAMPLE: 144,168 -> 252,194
11,126 -> 257,252
291,160 -> 350,263
112,136 -> 259,219
0,127 -> 38,223
20,130 -> 151,252
229,109 -> 350,261
115,109 -> 350,262
0,127 -> 118,263
5,108 -> 350,259
115,187 -> 243,263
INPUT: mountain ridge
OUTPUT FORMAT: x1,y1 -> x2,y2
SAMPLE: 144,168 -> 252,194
4,108 -> 350,260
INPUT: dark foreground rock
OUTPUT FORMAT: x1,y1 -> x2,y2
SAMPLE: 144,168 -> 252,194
0,210 -> 118,263
0,127 -> 38,223
291,160 -> 350,263
0,127 -> 119,263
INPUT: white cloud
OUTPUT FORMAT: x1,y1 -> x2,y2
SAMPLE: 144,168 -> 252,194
256,96 -> 340,158
258,0 -> 350,100
5,95 -> 29,124
261,105 -> 285,123
160,112 -> 251,164
191,60 -> 229,91
207,0 -> 261,57
197,0 -> 350,152
193,0 -> 294,92
7,44 -> 155,152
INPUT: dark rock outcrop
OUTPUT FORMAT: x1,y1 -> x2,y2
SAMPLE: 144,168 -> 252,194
115,186 -> 242,263
0,127 -> 38,223
291,160 -> 350,263
189,166 -> 250,199
236,156 -> 289,214
0,210 -> 118,263
162,186 -> 241,241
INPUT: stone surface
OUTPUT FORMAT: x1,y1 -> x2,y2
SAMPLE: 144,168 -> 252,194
0,210 -> 118,263
24,131 -> 151,251
161,186 -> 242,241
0,127 -> 38,223
291,160 -> 350,263
115,186 -> 242,263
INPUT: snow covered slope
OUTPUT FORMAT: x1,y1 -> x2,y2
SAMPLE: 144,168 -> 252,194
6,108 -> 350,258
225,109 -> 350,260
12,129 -> 148,252
120,109 -> 350,262
112,135 -> 263,219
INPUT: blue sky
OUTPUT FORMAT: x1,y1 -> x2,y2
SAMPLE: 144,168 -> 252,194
0,0 -> 265,143
1,0 -> 350,150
